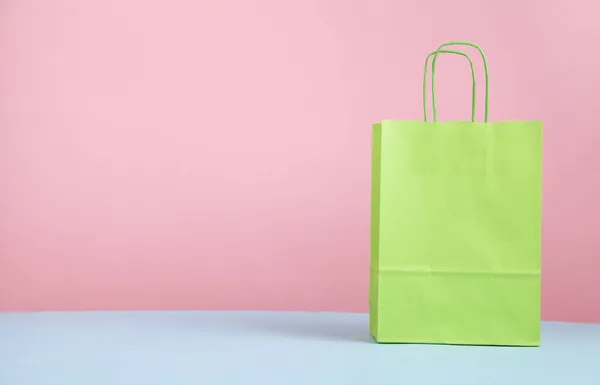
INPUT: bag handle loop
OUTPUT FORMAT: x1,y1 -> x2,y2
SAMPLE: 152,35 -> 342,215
430,41 -> 489,123
423,50 -> 476,122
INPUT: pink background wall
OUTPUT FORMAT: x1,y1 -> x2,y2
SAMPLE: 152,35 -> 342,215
0,0 -> 598,322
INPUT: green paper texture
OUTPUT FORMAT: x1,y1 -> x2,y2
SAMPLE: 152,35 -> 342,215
369,42 -> 543,346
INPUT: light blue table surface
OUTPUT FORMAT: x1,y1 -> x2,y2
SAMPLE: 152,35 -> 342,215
1,311 -> 599,384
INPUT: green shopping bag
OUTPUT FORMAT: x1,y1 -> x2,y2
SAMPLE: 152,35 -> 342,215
369,41 -> 542,346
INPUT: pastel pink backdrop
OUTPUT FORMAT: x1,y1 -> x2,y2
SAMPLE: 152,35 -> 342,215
0,0 -> 598,322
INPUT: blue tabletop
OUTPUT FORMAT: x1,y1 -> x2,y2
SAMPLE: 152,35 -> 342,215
0,311 -> 599,385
